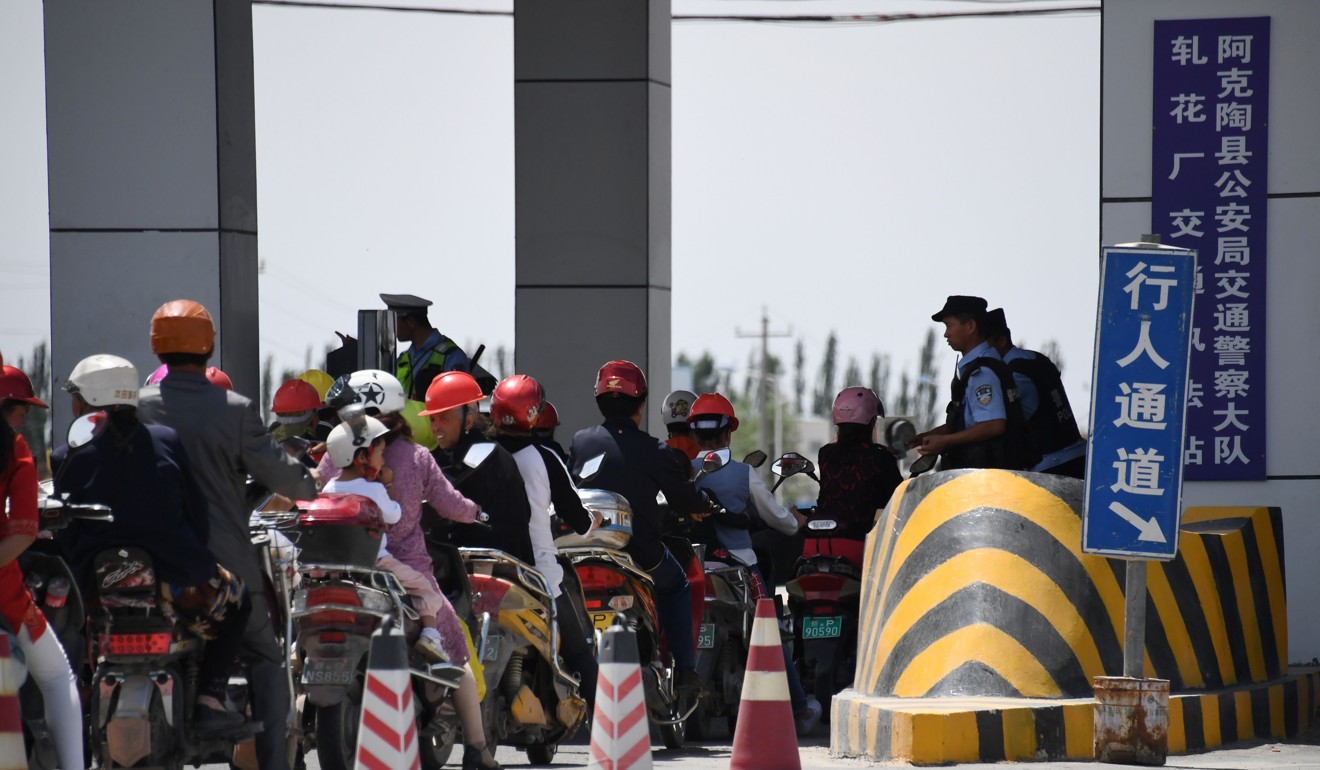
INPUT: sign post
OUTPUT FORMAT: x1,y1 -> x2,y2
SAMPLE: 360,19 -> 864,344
1086,240 -> 1195,764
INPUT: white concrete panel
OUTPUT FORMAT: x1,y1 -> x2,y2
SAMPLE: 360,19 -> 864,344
49,231 -> 223,437
516,286 -> 655,438
1103,0 -> 1320,198
44,1 -> 219,229
1100,200 -> 1153,246
514,0 -> 669,84
646,286 -> 671,425
1183,479 -> 1320,662
515,82 -> 653,286
648,82 -> 672,290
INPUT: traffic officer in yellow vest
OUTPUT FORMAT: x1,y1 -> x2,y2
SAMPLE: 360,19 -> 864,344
381,294 -> 473,450
380,293 -> 472,399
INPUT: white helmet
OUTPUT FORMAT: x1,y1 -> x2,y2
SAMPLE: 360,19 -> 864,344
326,413 -> 390,468
348,369 -> 406,415
661,390 -> 698,425
64,354 -> 139,408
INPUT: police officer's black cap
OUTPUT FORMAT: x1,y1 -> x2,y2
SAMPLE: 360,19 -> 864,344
984,308 -> 1009,338
380,293 -> 432,318
930,295 -> 988,322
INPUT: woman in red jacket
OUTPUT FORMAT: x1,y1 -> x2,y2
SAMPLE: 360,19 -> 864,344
1,364 -> 83,769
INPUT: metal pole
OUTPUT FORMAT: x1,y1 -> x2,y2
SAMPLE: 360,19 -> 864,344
759,309 -> 770,461
1122,560 -> 1148,678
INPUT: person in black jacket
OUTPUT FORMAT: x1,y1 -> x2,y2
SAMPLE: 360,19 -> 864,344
569,360 -> 713,696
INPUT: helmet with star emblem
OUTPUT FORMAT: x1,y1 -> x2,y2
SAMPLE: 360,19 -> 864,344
491,374 -> 545,433
593,360 -> 647,399
347,369 -> 406,416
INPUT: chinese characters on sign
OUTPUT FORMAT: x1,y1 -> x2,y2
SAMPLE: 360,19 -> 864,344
1153,17 -> 1270,480
1084,247 -> 1196,560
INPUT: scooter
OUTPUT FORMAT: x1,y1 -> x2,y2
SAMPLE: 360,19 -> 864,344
288,492 -> 466,770
773,452 -> 863,718
556,453 -> 710,749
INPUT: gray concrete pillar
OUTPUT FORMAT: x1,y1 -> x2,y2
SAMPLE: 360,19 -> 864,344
44,0 -> 258,436
514,0 -> 672,437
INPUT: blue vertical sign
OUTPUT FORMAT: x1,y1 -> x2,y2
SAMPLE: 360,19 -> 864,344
1084,246 -> 1196,561
1152,17 -> 1269,480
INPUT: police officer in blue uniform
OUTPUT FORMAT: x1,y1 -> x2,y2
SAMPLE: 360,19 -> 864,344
380,293 -> 472,401
984,308 -> 1086,478
909,296 -> 1037,471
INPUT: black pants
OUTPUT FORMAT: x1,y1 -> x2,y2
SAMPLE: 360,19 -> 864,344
199,593 -> 253,701
242,590 -> 292,770
554,591 -> 599,710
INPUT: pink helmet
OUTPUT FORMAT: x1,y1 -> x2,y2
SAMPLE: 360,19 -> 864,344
832,386 -> 883,425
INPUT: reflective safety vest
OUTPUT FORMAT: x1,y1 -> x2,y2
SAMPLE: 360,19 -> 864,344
396,335 -> 458,401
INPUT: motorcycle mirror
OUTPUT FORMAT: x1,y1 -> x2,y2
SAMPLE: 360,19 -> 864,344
463,442 -> 498,470
700,451 -> 724,476
885,418 -> 917,459
909,452 -> 938,477
742,450 -> 767,469
771,452 -> 812,478
578,453 -> 605,482
806,519 -> 838,532
67,411 -> 107,449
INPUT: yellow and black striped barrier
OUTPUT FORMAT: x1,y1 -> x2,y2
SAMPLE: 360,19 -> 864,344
831,468 -> 1312,763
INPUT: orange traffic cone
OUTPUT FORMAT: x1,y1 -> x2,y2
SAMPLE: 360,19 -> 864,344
730,598 -> 801,770
588,625 -> 652,770
354,625 -> 420,770
0,634 -> 24,770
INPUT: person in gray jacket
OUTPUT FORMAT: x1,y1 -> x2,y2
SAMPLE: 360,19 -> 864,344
138,299 -> 318,770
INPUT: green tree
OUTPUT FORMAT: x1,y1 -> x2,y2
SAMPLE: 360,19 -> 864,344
692,351 -> 719,395
914,328 -> 942,431
843,356 -> 862,389
811,332 -> 838,417
13,341 -> 50,469
869,353 -> 892,409
793,340 -> 806,415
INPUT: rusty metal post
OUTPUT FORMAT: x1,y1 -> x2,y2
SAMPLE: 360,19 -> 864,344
1123,560 -> 1147,678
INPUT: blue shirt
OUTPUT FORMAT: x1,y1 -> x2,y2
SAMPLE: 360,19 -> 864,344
1002,346 -> 1039,419
956,341 -> 1007,427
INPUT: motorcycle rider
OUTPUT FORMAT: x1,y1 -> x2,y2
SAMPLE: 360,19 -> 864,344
568,360 -> 714,698
661,389 -> 700,461
815,386 -> 903,560
137,299 -> 318,770
685,393 -> 822,734
1,364 -> 84,770
268,378 -> 327,465
54,354 -> 251,734
425,371 -> 535,565
317,370 -> 500,770
984,308 -> 1086,478
529,400 -> 567,462
489,374 -> 599,709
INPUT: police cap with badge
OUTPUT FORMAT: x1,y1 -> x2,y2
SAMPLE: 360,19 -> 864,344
380,293 -> 431,320
930,295 -> 989,322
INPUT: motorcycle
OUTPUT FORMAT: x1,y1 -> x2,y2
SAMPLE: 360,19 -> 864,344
461,546 -> 587,765
555,453 -> 705,749
773,452 -> 863,718
6,478 -> 109,770
287,491 -> 467,770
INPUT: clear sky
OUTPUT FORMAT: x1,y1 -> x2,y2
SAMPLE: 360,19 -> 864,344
1,0 -> 1100,427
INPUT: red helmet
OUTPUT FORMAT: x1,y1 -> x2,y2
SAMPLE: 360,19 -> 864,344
687,392 -> 738,431
594,360 -> 647,398
419,371 -> 484,416
536,400 -> 560,430
150,299 -> 216,355
0,365 -> 48,408
205,366 -> 233,390
272,379 -> 321,413
491,375 -> 545,432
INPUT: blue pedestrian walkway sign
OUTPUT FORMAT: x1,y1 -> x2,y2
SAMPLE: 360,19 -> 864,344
1084,244 -> 1197,560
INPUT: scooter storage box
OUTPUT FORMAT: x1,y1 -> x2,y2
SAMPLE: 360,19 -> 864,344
553,488 -> 633,550
293,493 -> 385,568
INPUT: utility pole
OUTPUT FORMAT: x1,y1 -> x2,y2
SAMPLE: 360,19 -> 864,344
736,308 -> 791,473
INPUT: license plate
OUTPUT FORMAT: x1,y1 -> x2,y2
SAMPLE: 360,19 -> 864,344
589,611 -> 615,631
697,623 -> 716,650
802,616 -> 843,640
301,657 -> 352,686
482,635 -> 501,662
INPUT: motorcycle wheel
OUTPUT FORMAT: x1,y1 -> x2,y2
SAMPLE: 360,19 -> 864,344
524,742 -> 557,765
685,698 -> 712,741
717,642 -> 744,737
658,709 -> 686,750
314,695 -> 362,770
418,732 -> 455,770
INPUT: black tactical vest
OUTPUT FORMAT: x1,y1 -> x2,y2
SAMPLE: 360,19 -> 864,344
944,356 -> 1040,471
1006,352 -> 1083,457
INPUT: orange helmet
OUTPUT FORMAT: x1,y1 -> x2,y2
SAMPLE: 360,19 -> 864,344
688,392 -> 739,431
0,365 -> 48,408
205,366 -> 233,390
594,360 -> 647,398
419,371 -> 484,416
491,375 -> 545,432
273,379 -> 321,413
150,299 -> 215,355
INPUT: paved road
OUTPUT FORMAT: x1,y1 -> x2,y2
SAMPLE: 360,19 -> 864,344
211,720 -> 1320,769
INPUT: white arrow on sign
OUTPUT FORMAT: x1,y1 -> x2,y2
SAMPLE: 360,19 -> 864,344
1109,501 -> 1168,544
